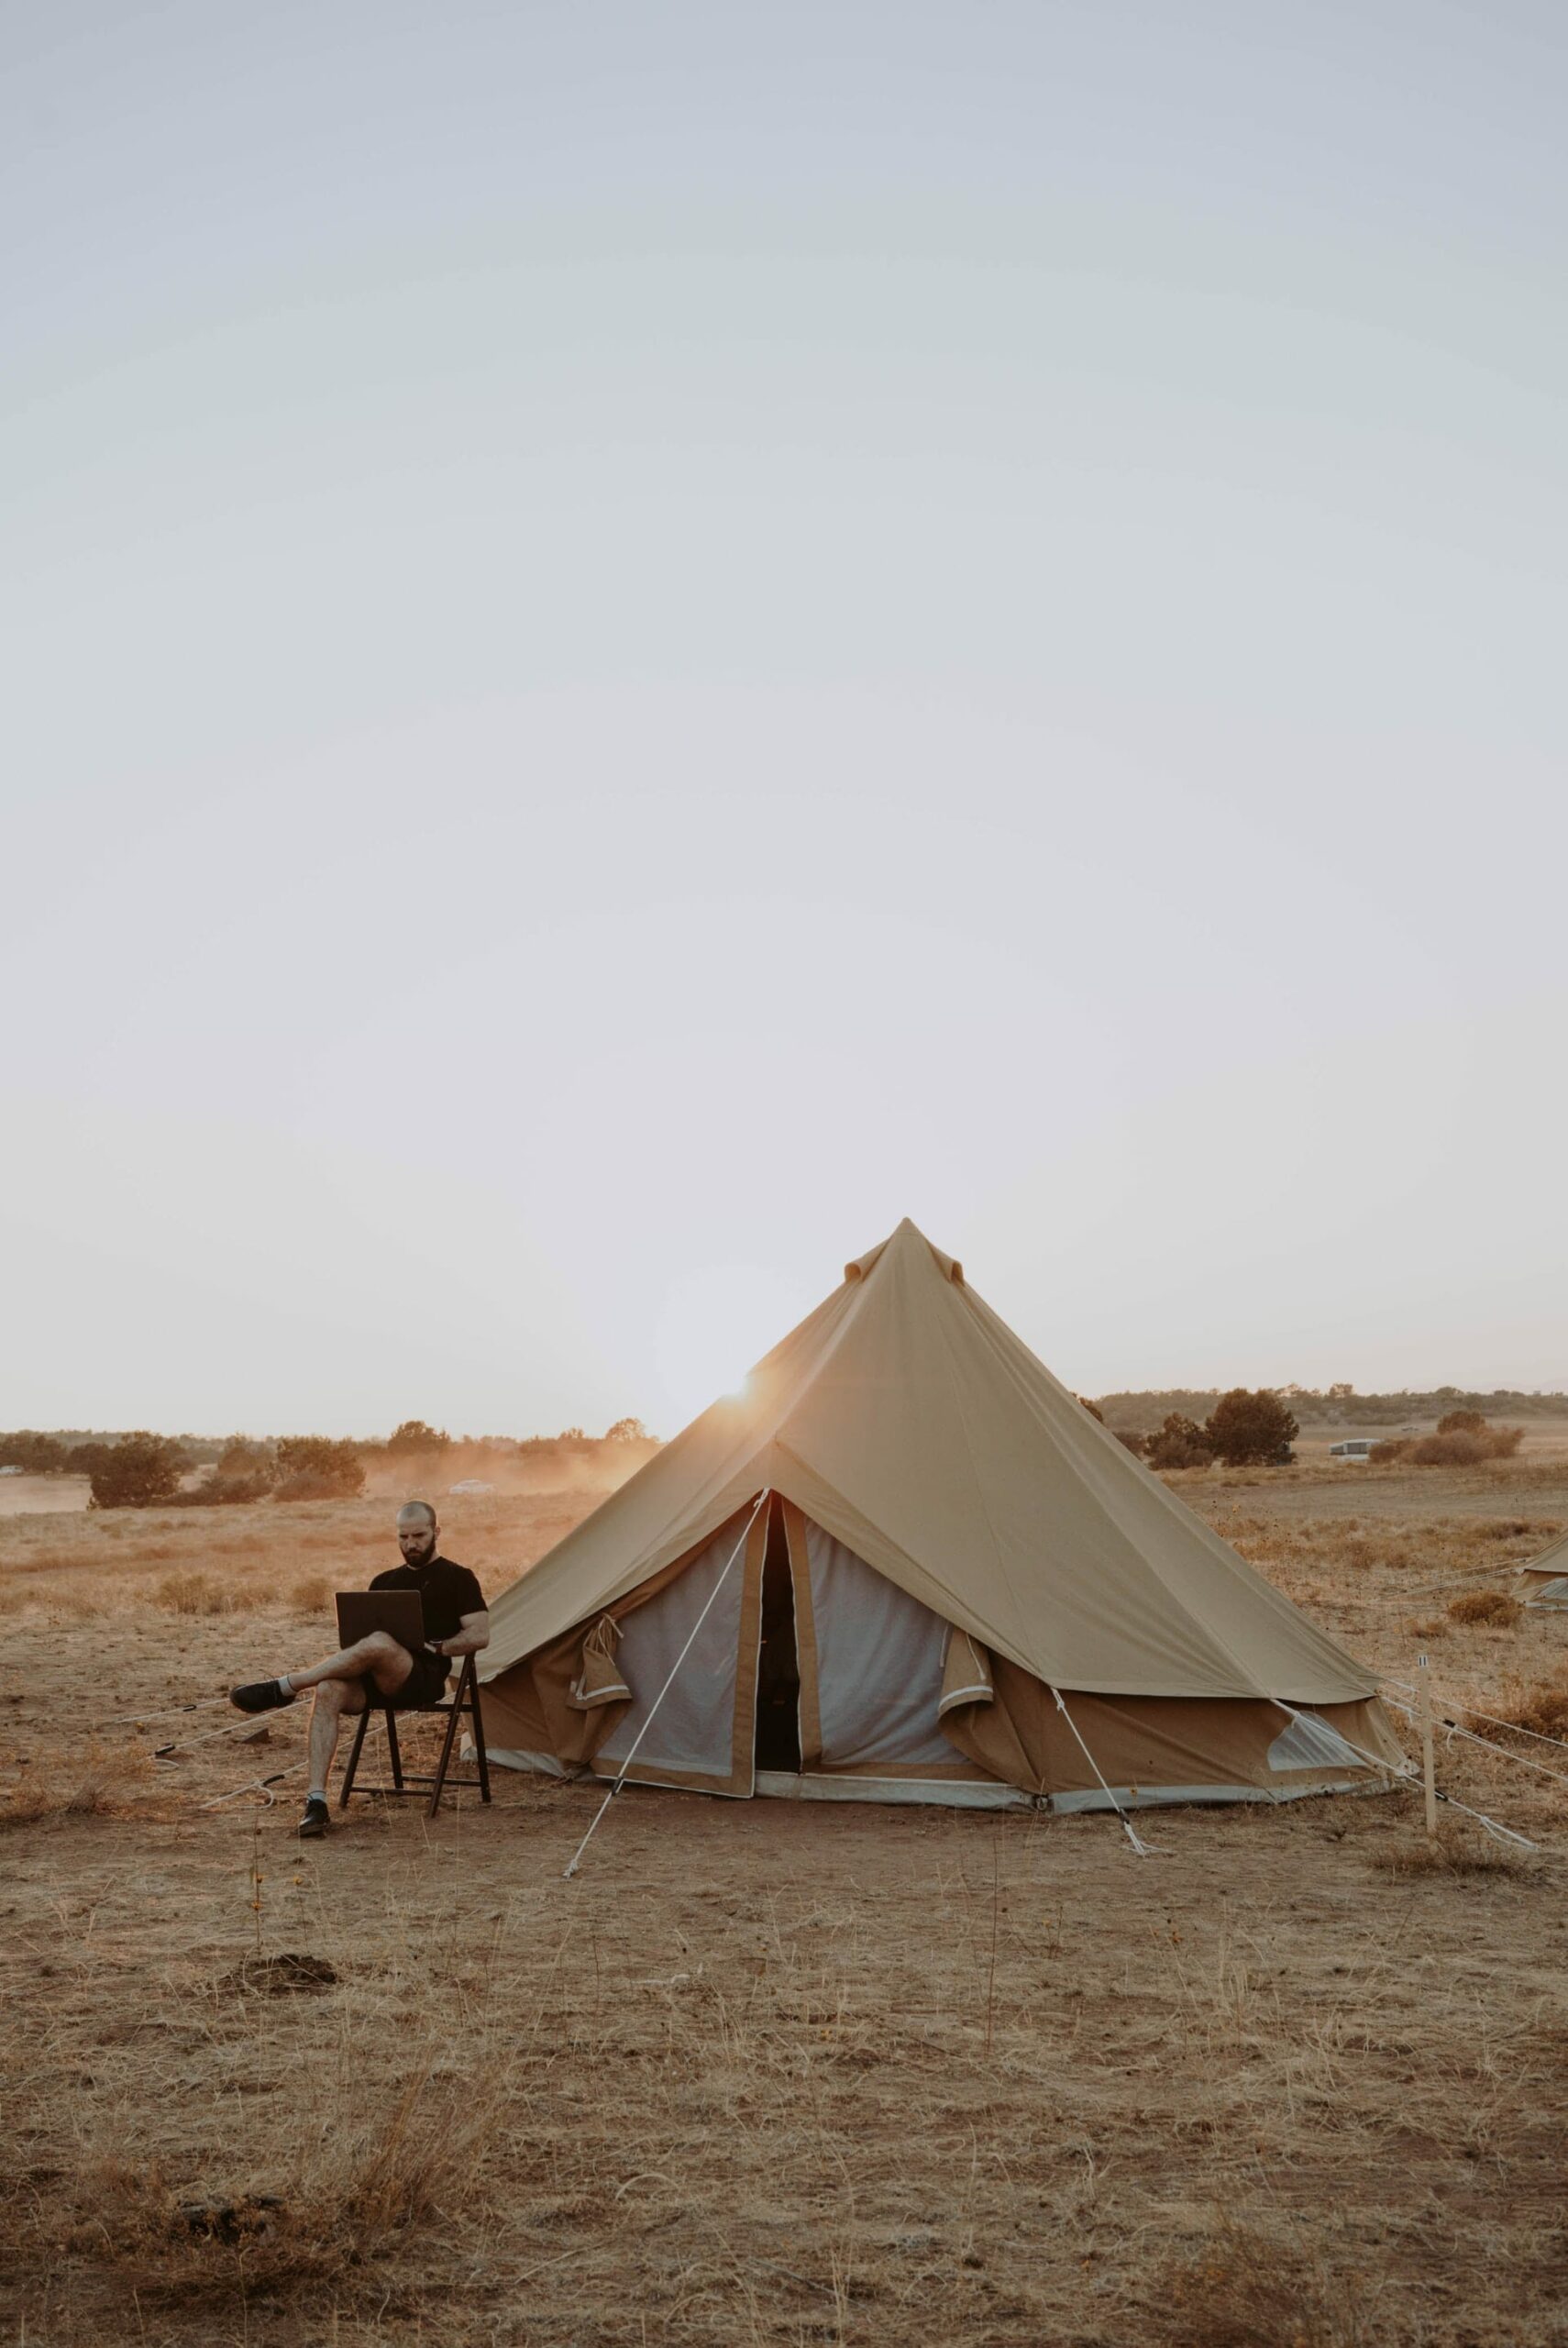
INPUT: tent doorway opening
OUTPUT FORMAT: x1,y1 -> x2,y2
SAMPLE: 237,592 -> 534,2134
756,1499 -> 801,1772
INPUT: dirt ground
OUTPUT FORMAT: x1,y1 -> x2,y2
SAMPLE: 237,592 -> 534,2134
4,1461 -> 1568,2347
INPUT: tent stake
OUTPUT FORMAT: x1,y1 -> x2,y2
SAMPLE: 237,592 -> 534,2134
1418,1653 -> 1438,1839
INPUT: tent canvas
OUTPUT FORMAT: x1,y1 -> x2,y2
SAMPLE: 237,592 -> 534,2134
480,1221 -> 1403,1810
1518,1529 -> 1568,1610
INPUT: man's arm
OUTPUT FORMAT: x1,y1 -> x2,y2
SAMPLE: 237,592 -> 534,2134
427,1609 -> 490,1659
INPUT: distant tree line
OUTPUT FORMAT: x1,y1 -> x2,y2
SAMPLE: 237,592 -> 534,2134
1093,1384 -> 1568,1430
1088,1389 -> 1300,1468
1085,1394 -> 1529,1473
0,1417 -> 661,1510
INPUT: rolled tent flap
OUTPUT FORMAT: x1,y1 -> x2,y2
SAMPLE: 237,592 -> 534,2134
938,1630 -> 995,1718
569,1616 -> 630,1710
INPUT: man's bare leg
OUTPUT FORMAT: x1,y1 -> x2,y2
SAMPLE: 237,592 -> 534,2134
292,1636 -> 416,1839
306,1677 -> 365,1792
231,1631 -> 416,1714
303,1635 -> 414,1784
287,1632 -> 417,1697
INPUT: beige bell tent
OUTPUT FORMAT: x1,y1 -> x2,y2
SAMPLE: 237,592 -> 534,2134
1516,1530 -> 1568,1610
480,1221 -> 1404,1811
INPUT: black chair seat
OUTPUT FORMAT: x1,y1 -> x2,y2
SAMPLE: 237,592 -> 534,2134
338,1653 -> 491,1818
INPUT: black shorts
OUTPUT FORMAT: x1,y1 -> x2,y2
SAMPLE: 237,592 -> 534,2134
381,1654 -> 451,1710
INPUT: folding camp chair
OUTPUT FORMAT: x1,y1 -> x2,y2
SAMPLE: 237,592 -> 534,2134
337,1654 -> 491,1818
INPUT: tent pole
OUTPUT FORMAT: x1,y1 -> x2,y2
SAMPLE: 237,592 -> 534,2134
563,1490 -> 770,1880
1418,1653 -> 1438,1839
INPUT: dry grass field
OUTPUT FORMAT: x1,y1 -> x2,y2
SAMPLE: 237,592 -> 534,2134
4,1458 -> 1568,2348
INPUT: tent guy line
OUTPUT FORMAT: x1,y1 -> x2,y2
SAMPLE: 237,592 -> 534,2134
563,1490 -> 770,1880
1048,1687 -> 1167,1857
1383,1678 -> 1568,1758
1380,1695 -> 1568,1796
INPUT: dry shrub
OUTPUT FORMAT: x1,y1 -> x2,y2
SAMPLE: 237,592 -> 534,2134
1408,1426 -> 1524,1467
1155,2222 -> 1370,2347
289,1573 -> 330,1614
1488,1677 -> 1568,1737
1446,1589 -> 1521,1627
153,1571 -> 228,1616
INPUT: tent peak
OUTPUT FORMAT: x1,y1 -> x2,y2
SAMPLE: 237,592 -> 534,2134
845,1219 -> 964,1287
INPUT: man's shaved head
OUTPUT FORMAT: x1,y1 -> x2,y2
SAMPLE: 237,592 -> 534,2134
396,1499 -> 439,1564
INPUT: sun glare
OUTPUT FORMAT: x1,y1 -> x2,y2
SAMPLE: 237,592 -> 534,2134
651,1265 -> 808,1429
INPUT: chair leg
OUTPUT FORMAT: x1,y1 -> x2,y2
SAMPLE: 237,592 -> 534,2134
385,1708 -> 403,1791
428,1662 -> 467,1818
340,1703 -> 373,1808
469,1667 -> 491,1803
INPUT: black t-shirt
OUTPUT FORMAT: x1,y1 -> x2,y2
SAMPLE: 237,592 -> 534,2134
369,1555 -> 485,1672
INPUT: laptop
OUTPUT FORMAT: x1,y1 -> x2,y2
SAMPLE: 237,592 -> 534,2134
335,1589 -> 427,1656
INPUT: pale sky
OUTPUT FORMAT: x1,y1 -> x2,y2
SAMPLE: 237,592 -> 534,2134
4,2 -> 1565,1436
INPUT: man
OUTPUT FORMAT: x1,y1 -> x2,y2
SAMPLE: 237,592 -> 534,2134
228,1501 -> 488,1839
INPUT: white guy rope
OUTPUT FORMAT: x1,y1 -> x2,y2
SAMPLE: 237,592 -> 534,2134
1384,1678 -> 1568,1758
563,1490 -> 770,1881
95,1698 -> 233,1730
1268,1700 -> 1539,1853
1382,1696 -> 1568,1792
1049,1687 -> 1165,1857
199,1762 -> 308,1811
151,1717 -> 280,1759
1426,1790 -> 1539,1851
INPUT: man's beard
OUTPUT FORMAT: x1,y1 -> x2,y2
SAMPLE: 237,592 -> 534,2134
403,1538 -> 436,1568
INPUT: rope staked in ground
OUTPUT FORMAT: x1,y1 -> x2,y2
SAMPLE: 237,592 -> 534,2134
94,1697 -> 234,1731
1269,1699 -> 1540,1854
1048,1686 -> 1166,1857
150,1717 -> 276,1760
563,1490 -> 771,1881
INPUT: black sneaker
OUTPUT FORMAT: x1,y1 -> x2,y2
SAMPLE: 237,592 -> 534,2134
229,1679 -> 295,1714
297,1797 -> 330,1839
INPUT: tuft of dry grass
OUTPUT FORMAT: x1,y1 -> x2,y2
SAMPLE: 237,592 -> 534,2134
1364,1829 -> 1535,1879
40,2070 -> 501,2309
153,1571 -> 230,1616
1485,1674 -> 1568,1737
1154,2222 -> 1373,2347
0,1740 -> 150,1830
289,1572 -> 330,1614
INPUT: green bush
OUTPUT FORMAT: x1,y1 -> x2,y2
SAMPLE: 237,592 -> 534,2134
273,1436 -> 367,1499
1145,1413 -> 1215,1470
87,1434 -> 191,1510
1202,1389 -> 1298,1467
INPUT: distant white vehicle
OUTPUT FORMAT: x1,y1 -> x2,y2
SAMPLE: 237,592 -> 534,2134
0,1464 -> 22,1476
1329,1439 -> 1378,1461
447,1478 -> 494,1495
